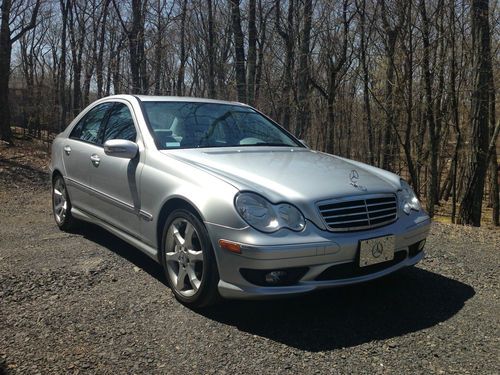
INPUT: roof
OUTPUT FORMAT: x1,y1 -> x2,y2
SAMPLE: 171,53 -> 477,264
128,94 -> 247,107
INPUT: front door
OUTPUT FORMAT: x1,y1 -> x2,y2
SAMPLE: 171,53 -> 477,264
87,101 -> 144,239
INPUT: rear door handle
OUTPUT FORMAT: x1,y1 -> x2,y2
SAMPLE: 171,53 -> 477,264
90,154 -> 101,167
63,145 -> 71,155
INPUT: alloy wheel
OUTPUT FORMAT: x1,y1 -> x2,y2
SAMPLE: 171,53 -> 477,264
53,178 -> 68,224
164,218 -> 204,297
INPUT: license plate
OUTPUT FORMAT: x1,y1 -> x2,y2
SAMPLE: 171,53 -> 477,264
359,235 -> 395,267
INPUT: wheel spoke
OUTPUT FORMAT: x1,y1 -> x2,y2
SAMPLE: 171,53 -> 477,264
184,222 -> 195,249
54,188 -> 63,197
176,267 -> 187,290
187,249 -> 203,262
165,251 -> 181,262
172,227 -> 185,247
186,265 -> 201,292
54,201 -> 63,212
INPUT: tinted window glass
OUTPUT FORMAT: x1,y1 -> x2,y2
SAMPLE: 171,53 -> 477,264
142,102 -> 300,149
103,103 -> 137,142
70,103 -> 112,144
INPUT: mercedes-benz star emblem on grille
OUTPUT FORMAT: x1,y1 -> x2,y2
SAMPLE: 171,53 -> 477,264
371,242 -> 384,258
349,169 -> 367,191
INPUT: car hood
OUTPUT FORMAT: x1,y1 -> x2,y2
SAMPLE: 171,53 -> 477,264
162,147 -> 401,212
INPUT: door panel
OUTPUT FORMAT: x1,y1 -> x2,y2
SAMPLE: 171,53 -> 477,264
63,102 -> 113,211
88,102 -> 144,238
62,138 -> 92,210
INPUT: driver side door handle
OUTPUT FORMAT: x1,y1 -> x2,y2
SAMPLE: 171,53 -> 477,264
90,154 -> 101,167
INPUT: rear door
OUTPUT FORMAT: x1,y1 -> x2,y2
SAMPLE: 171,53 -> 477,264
63,102 -> 113,213
87,101 -> 144,238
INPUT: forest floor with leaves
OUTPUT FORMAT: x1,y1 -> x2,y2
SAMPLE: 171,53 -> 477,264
0,137 -> 499,374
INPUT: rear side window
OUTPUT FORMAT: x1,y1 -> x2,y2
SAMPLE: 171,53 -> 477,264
70,103 -> 113,144
102,103 -> 137,143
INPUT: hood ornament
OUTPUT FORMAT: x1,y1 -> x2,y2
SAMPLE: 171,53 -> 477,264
349,169 -> 367,191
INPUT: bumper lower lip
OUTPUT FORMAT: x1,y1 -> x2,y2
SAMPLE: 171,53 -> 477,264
217,251 -> 425,299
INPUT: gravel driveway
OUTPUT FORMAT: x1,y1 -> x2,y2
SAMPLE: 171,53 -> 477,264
0,155 -> 499,374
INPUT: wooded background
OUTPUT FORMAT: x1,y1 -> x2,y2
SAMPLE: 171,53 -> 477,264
0,0 -> 498,226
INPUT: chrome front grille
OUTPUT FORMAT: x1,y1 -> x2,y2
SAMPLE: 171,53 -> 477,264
318,194 -> 398,232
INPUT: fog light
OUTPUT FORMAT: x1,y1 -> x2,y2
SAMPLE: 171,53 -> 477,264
265,270 -> 288,284
409,239 -> 426,257
418,239 -> 426,251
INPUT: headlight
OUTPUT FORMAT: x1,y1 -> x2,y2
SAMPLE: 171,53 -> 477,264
398,180 -> 421,215
235,192 -> 306,232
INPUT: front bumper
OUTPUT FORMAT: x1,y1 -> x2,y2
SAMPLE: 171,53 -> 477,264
206,212 -> 431,299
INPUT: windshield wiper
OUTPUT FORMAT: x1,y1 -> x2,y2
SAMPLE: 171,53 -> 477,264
253,142 -> 295,147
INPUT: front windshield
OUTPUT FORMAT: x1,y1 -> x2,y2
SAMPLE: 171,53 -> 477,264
142,102 -> 301,150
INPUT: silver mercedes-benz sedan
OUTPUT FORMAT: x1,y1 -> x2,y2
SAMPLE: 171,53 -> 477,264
50,95 -> 430,307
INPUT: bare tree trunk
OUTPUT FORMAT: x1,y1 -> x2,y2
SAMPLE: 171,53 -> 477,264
419,0 -> 438,217
207,0 -> 216,98
447,0 -> 462,222
230,0 -> 247,103
59,0 -> 69,130
68,2 -> 85,116
113,0 -> 148,94
96,0 -> 110,98
137,0 -> 148,93
254,0 -> 269,105
434,3 -> 446,204
153,0 -> 161,95
458,0 -> 492,226
402,1 -> 418,190
246,0 -> 257,105
357,0 -> 374,164
295,0 -> 312,139
488,65 -> 498,225
0,0 -> 14,144
489,160 -> 499,227
379,0 -> 403,170
176,0 -> 187,96
275,0 -> 295,130
0,0 -> 40,145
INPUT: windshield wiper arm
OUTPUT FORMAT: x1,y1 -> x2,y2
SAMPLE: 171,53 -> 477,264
253,142 -> 294,147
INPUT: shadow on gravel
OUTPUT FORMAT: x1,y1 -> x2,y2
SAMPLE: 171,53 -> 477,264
0,360 -> 9,375
77,224 -> 167,286
0,157 -> 49,187
200,268 -> 475,351
77,224 -> 475,352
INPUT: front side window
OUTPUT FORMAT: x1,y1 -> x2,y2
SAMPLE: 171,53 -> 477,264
70,103 -> 113,144
142,102 -> 301,150
102,103 -> 137,143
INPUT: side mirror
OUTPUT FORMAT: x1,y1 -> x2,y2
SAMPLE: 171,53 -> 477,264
103,139 -> 138,159
299,139 -> 309,148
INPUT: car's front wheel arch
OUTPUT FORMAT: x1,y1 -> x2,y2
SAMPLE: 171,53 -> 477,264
51,169 -> 64,185
156,198 -> 206,260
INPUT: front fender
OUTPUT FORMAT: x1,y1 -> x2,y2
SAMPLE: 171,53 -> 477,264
139,151 -> 246,249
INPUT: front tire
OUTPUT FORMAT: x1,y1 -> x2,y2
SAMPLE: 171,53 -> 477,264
161,209 -> 220,308
52,175 -> 78,231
